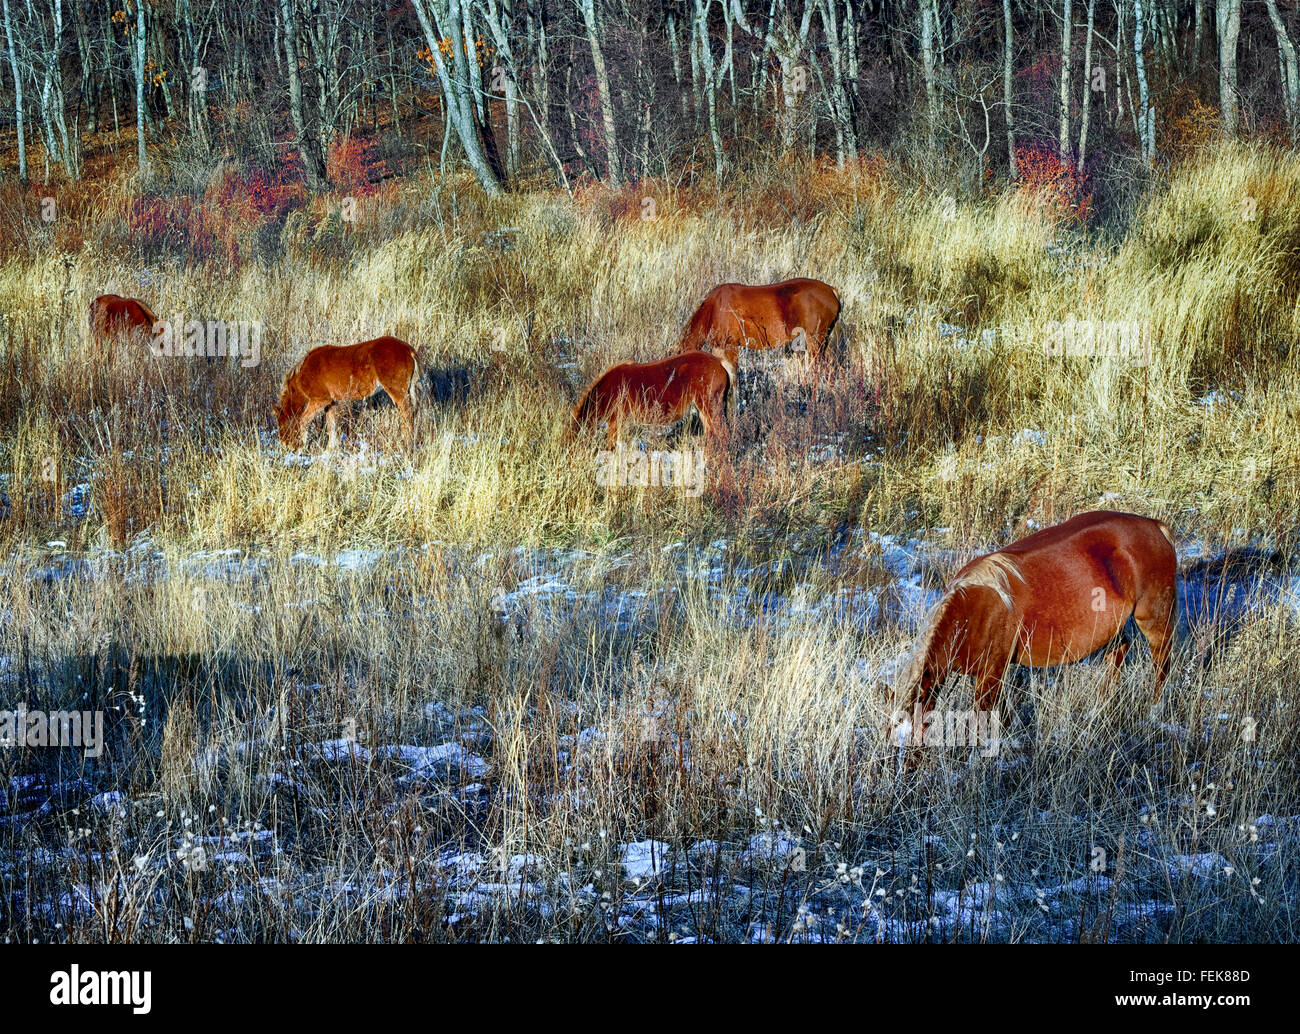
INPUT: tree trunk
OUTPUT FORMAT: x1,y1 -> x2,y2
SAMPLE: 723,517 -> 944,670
135,0 -> 147,176
692,0 -> 725,182
1217,0 -> 1242,136
278,0 -> 326,185
1004,0 -> 1016,177
921,0 -> 938,152
2,0 -> 24,182
820,0 -> 857,164
1059,0 -> 1073,157
1265,0 -> 1299,132
1078,0 -> 1095,170
580,0 -> 621,186
668,12 -> 690,119
1133,0 -> 1154,160
1193,0 -> 1205,66
411,0 -> 504,195
482,0 -> 569,190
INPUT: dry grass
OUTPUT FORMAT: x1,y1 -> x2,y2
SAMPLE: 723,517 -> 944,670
0,141 -> 1297,942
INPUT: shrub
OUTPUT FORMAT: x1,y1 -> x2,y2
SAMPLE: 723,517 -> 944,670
1015,143 -> 1093,226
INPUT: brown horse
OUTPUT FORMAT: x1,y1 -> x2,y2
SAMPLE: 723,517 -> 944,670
892,511 -> 1177,722
675,278 -> 841,371
274,337 -> 418,453
572,351 -> 734,447
90,294 -> 157,346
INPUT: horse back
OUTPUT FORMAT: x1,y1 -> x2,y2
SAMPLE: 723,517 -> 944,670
588,351 -> 726,420
295,337 -> 416,402
999,511 -> 1175,587
91,294 -> 155,335
724,279 -> 839,336
980,511 -> 1176,659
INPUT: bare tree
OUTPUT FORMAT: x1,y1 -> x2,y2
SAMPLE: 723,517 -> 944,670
477,0 -> 570,189
577,0 -> 620,185
818,0 -> 857,166
1192,0 -> 1205,66
479,0 -> 519,176
411,0 -> 503,195
305,0 -> 353,157
920,0 -> 939,152
1216,0 -> 1241,136
134,0 -> 147,175
1058,0 -> 1072,157
1265,0 -> 1298,134
177,0 -> 218,151
2,0 -> 26,181
692,0 -> 726,181
29,0 -> 78,179
1133,0 -> 1153,160
1078,0 -> 1095,170
1004,0 -> 1016,176
279,0 -> 326,185
733,0 -> 814,156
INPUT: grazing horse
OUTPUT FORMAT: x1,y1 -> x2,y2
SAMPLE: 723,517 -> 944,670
90,294 -> 157,346
274,337 -> 418,453
572,351 -> 734,447
893,511 -> 1177,722
675,278 -> 841,371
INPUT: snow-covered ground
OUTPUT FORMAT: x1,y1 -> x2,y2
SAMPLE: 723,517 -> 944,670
2,519 -> 1294,942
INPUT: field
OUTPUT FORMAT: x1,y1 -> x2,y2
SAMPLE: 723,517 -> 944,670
1,140 -> 1298,943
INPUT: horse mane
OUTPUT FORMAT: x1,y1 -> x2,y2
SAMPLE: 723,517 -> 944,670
676,295 -> 715,352
278,353 -> 309,402
135,299 -> 158,326
952,551 -> 1024,610
895,551 -> 1024,706
571,370 -> 605,426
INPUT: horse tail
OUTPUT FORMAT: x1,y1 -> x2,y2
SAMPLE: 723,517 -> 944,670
717,354 -> 736,418
410,344 -> 426,402
823,285 -> 843,358
717,354 -> 737,389
1157,519 -> 1175,549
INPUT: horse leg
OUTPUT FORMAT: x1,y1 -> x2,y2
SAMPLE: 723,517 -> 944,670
382,384 -> 416,455
695,403 -> 714,441
973,665 -> 1008,714
710,396 -> 728,446
1101,638 -> 1131,696
1135,587 -> 1177,704
324,404 -> 341,452
696,382 -> 727,444
295,399 -> 329,451
807,335 -> 825,401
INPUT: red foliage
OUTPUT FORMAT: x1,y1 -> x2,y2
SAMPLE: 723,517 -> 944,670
326,135 -> 386,197
238,150 -> 307,219
128,194 -> 224,265
125,148 -> 312,268
1014,143 -> 1093,226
